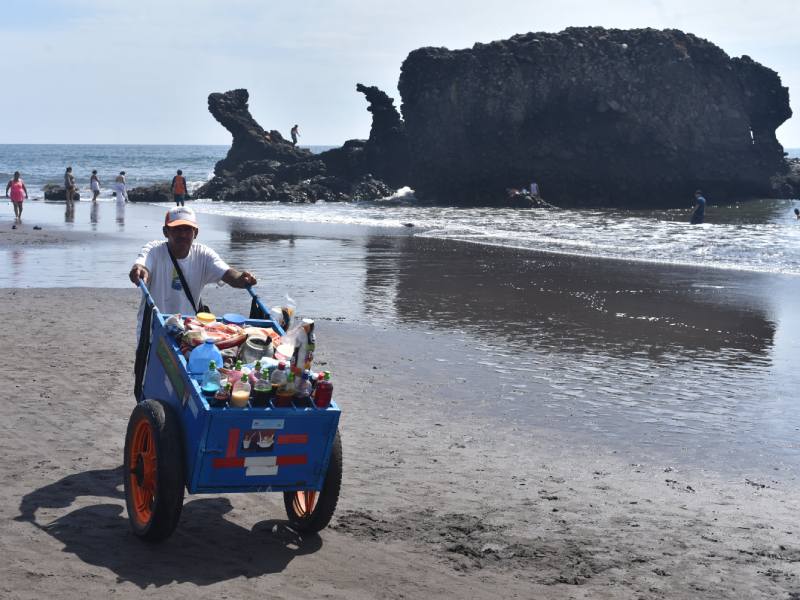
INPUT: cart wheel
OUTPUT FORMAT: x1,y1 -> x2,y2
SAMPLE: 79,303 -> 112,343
284,429 -> 342,533
124,399 -> 185,542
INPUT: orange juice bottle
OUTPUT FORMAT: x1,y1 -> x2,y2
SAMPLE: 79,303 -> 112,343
231,373 -> 251,408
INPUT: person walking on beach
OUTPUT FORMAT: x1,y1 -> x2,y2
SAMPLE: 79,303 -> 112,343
290,124 -> 300,146
171,169 -> 188,207
90,170 -> 101,202
5,171 -> 28,221
114,171 -> 128,204
690,190 -> 706,225
128,206 -> 258,324
64,166 -> 76,205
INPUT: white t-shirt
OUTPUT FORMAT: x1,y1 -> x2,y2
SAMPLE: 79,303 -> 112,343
135,240 -> 230,324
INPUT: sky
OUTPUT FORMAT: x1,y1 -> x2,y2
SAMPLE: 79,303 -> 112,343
1,0 -> 798,147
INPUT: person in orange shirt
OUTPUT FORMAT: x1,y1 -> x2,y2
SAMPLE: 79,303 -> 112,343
5,171 -> 28,221
171,169 -> 188,207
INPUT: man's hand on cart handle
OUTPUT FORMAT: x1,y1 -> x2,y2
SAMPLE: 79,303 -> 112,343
129,264 -> 150,285
223,268 -> 257,289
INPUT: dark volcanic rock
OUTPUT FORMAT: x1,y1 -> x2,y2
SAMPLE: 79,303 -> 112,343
771,158 -> 800,198
43,185 -> 81,201
194,88 -> 397,203
208,89 -> 311,176
355,84 -> 409,187
128,183 -> 172,203
398,27 -> 792,206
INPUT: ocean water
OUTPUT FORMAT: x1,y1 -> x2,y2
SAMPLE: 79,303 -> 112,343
2,144 -> 800,276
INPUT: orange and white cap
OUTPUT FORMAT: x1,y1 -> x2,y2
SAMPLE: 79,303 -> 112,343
165,206 -> 198,228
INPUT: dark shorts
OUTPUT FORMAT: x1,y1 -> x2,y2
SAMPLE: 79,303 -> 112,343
174,194 -> 186,205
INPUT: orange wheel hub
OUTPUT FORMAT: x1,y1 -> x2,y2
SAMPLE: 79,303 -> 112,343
292,491 -> 318,517
128,418 -> 157,526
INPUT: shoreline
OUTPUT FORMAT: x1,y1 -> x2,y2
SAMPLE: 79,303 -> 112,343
1,287 -> 799,599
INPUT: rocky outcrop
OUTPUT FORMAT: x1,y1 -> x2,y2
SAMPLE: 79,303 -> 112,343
354,84 -> 409,187
194,88 -> 397,203
128,183 -> 172,203
771,158 -> 800,198
398,27 -> 792,206
43,185 -> 80,201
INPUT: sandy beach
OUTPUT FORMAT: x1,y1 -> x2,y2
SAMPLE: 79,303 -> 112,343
2,203 -> 800,599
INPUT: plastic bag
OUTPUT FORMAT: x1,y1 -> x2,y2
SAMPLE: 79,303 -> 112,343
269,293 -> 296,331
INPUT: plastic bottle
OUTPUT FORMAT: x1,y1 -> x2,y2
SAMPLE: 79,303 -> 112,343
269,361 -> 288,391
291,318 -> 315,375
231,373 -> 251,408
200,360 -> 221,396
252,373 -> 272,407
213,382 -> 231,408
295,371 -> 313,406
227,359 -> 243,385
248,360 -> 263,386
285,372 -> 297,395
188,339 -> 223,377
313,371 -> 333,408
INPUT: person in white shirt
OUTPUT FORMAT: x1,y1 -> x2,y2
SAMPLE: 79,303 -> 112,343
128,206 -> 257,325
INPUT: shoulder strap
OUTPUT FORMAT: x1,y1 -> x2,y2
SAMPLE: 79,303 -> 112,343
166,244 -> 202,314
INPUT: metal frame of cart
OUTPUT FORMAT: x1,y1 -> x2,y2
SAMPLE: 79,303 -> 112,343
124,283 -> 342,542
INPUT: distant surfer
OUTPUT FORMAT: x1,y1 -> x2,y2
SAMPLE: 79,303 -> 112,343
690,190 -> 706,225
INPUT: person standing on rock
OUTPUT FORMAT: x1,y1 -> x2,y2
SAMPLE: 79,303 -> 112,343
64,166 -> 76,205
90,170 -> 101,202
690,190 -> 706,225
5,171 -> 28,221
171,169 -> 188,207
290,124 -> 300,146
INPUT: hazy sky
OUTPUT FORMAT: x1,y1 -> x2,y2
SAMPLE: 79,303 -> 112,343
2,0 -> 798,146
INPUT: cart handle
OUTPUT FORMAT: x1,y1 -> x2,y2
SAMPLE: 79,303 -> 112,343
246,286 -> 286,334
138,279 -> 157,310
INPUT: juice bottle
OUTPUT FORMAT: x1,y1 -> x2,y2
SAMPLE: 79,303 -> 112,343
270,361 -> 288,392
295,371 -> 312,397
200,360 -> 221,396
213,382 -> 231,408
314,371 -> 333,408
231,373 -> 251,408
252,374 -> 272,407
248,360 -> 263,386
295,371 -> 313,407
274,366 -> 294,407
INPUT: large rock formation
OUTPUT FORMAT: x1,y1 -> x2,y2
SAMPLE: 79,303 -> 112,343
397,27 -> 792,206
194,89 -> 393,203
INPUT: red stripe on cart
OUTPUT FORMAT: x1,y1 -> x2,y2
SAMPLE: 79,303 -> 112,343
226,428 -> 240,457
276,454 -> 307,466
213,457 -> 245,468
277,434 -> 308,445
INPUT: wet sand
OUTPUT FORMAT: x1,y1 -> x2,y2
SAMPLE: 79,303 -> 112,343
2,202 -> 800,598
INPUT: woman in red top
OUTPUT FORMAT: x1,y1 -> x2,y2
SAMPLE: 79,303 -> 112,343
5,171 -> 28,221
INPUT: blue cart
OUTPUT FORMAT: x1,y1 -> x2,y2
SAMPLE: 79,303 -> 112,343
125,283 -> 342,542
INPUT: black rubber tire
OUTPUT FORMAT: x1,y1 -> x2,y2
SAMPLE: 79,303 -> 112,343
284,429 -> 342,532
123,399 -> 185,542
